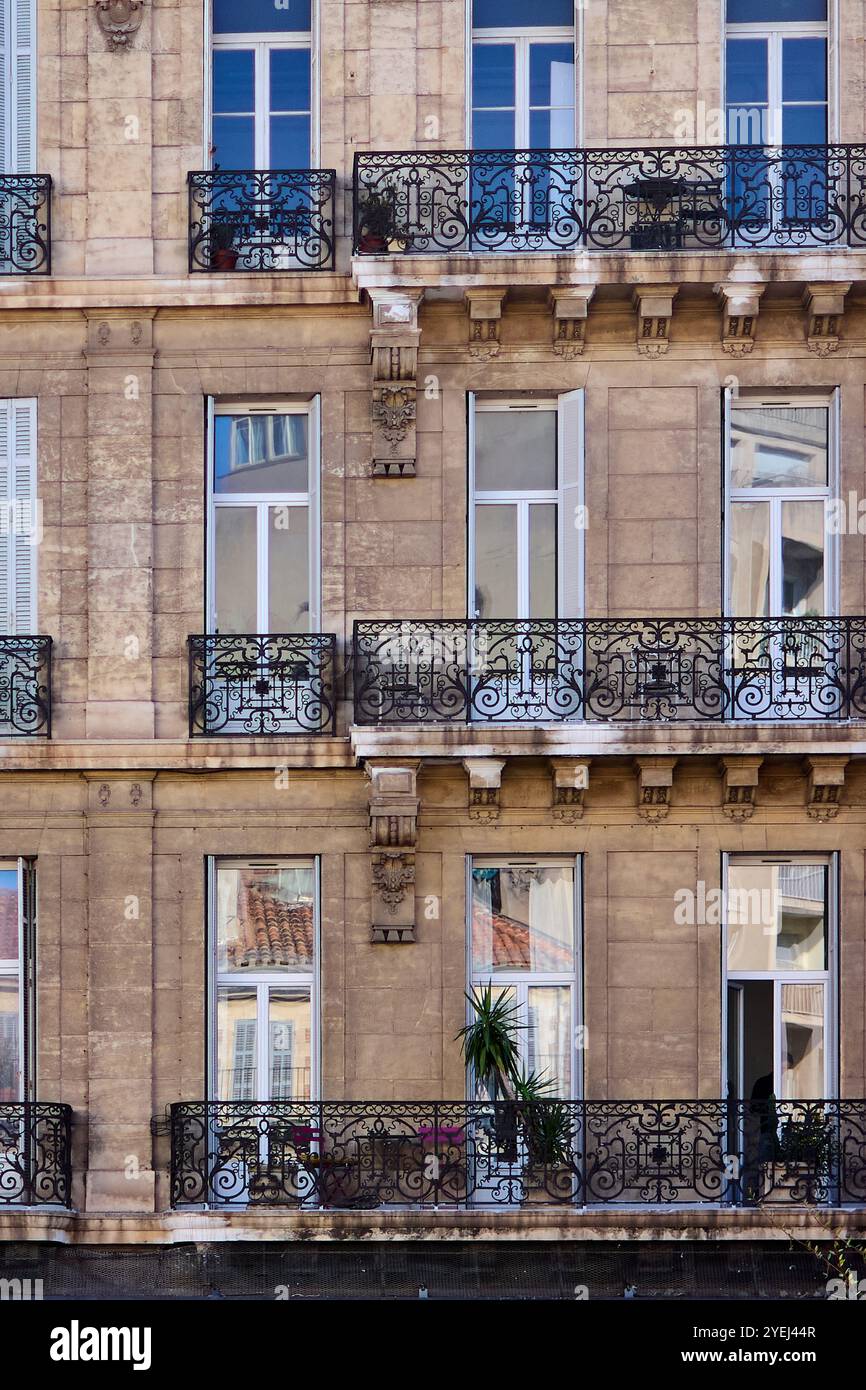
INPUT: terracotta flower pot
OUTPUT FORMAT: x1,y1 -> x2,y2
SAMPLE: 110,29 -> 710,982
211,247 -> 239,271
358,233 -> 388,254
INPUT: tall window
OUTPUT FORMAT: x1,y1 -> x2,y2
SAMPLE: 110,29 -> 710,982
725,1 -> 828,146
208,400 -> 320,634
210,859 -> 317,1102
726,395 -> 833,618
0,0 -> 35,174
471,0 -> 576,150
211,0 -> 313,169
0,860 -> 34,1103
0,398 -> 36,633
725,855 -> 834,1101
469,858 -> 580,1098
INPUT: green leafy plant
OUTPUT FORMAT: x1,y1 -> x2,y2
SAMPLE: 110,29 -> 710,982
455,983 -> 524,1098
778,1110 -> 834,1171
514,1070 -> 573,1168
209,220 -> 237,252
357,183 -> 407,245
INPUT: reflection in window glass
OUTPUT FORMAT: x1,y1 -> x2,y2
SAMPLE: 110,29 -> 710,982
729,501 -> 770,618
727,862 -> 827,972
475,410 -> 557,492
214,414 -> 309,494
471,864 -> 574,974
781,500 -> 824,616
475,504 -> 517,619
730,407 -> 827,489
781,982 -> 824,1099
527,985 -> 570,1096
217,864 -> 315,972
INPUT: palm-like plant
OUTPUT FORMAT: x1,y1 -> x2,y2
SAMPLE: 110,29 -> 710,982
455,983 -> 525,1098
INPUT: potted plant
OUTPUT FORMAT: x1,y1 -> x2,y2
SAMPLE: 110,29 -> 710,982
759,1105 -> 834,1202
210,219 -> 239,271
356,184 -> 407,254
514,1072 -> 575,1203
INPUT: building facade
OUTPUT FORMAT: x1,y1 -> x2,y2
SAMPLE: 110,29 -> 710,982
0,0 -> 864,1298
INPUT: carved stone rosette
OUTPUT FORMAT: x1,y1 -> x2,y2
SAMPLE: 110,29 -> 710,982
95,0 -> 145,50
369,291 -> 423,477
366,761 -> 421,942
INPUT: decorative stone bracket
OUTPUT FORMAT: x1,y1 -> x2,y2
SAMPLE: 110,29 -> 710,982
367,761 -> 420,941
719,755 -> 763,822
463,758 -> 506,822
549,286 -> 594,360
803,282 -> 850,355
634,757 -> 676,821
369,290 -> 423,477
465,289 -> 506,362
549,758 -> 589,823
633,285 -> 677,357
804,755 -> 848,821
95,0 -> 144,50
716,282 -> 764,356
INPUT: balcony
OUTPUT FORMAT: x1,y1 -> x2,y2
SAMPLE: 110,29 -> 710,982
188,633 -> 337,737
0,176 -> 51,274
188,170 -> 336,272
352,618 -> 866,725
0,1103 -> 72,1207
353,145 -> 866,255
0,636 -> 52,737
169,1099 -> 866,1210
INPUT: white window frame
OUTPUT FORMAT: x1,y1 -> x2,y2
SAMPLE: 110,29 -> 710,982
723,389 -> 838,617
469,25 -> 577,150
466,855 -> 583,1101
724,9 -> 833,144
207,855 -> 320,1103
722,852 -> 837,1100
0,0 -> 36,175
0,858 -> 33,1102
206,397 -> 321,634
206,5 -> 318,169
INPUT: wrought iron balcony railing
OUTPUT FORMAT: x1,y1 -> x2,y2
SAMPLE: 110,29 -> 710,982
188,633 -> 337,737
0,176 -> 51,274
169,1099 -> 866,1210
0,636 -> 52,736
188,170 -> 336,272
353,618 -> 866,724
353,145 -> 866,254
0,1102 -> 72,1206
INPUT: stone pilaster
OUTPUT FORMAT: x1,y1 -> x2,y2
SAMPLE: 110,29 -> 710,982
369,290 -> 424,478
366,760 -> 420,941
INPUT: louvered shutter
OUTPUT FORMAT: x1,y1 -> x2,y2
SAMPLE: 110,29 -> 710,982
0,398 -> 36,633
12,0 -> 34,172
557,389 -> 584,618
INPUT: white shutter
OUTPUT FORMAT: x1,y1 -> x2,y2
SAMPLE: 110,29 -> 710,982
0,398 -> 36,632
307,395 -> 320,630
0,401 -> 9,629
0,0 -> 7,174
558,389 -> 584,618
467,392 -> 476,616
11,0 -> 34,172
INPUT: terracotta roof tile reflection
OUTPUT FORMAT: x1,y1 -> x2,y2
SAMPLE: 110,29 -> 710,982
0,889 -> 17,960
473,906 -> 573,971
227,881 -> 314,968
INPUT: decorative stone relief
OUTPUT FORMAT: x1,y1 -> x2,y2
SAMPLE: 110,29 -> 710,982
803,282 -> 850,355
370,851 -> 416,943
719,755 -> 762,822
804,755 -> 848,821
465,289 -> 505,362
549,287 -> 594,360
634,757 -> 676,822
369,290 -> 423,477
633,285 -> 677,358
716,283 -> 764,356
463,758 -> 506,822
549,758 -> 589,823
367,761 -> 421,941
95,0 -> 145,50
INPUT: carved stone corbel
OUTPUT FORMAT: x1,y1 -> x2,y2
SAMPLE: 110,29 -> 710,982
803,282 -> 850,356
719,755 -> 763,822
633,285 -> 677,357
463,758 -> 506,822
548,286 -> 594,360
369,290 -> 423,477
804,755 -> 848,822
95,0 -> 144,50
634,757 -> 676,821
366,761 -> 421,941
715,282 -> 764,356
465,289 -> 505,362
549,758 -> 589,823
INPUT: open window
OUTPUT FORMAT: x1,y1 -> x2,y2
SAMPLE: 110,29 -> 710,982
0,859 -> 35,1103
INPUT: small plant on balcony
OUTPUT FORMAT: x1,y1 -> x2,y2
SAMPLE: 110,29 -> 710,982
777,1109 -> 834,1173
357,183 -> 407,253
209,219 -> 239,271
514,1072 -> 573,1170
456,983 -> 524,1099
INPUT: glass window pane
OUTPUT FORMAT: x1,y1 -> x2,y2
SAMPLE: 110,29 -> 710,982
782,37 -> 827,102
473,109 -> 516,150
474,0 -> 575,22
217,988 -> 257,1101
727,0 -> 826,20
730,406 -> 828,488
782,104 -> 828,146
270,48 -> 311,112
214,413 -> 309,493
475,409 -> 557,491
727,103 -> 768,146
781,500 -> 824,615
474,504 -> 517,619
214,507 -> 257,633
781,982 -> 824,1098
725,39 -> 768,106
529,44 -> 575,107
471,864 -> 574,974
729,501 -> 770,618
727,863 -> 827,972
529,504 -> 556,619
213,50 -> 255,113
268,505 -> 309,632
527,986 -> 570,1096
270,115 -> 311,169
217,863 -> 316,973
472,44 -> 515,109
0,978 -> 20,1102
212,116 -> 255,170
269,989 -> 311,1100
214,0 -> 311,33
0,868 -> 19,962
